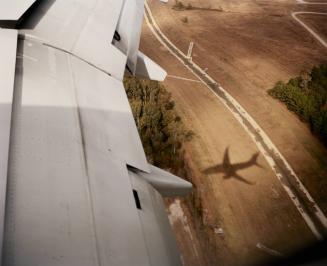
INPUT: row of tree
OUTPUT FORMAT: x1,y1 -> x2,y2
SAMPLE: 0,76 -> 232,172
268,64 -> 327,144
124,76 -> 193,171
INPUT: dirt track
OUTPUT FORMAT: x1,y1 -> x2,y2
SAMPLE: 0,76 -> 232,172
141,0 -> 327,265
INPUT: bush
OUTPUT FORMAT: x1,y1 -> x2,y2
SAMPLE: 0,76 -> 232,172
268,64 -> 327,144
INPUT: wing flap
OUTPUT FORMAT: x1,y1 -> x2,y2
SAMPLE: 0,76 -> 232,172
129,171 -> 182,266
3,39 -> 151,265
70,55 -> 150,172
21,0 -> 127,80
85,152 -> 151,266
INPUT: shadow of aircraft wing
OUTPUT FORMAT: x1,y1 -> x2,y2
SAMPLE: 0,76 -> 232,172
203,164 -> 223,175
232,173 -> 254,185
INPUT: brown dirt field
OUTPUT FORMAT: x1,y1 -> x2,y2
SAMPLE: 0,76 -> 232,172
298,14 -> 327,42
140,0 -> 327,265
141,28 -> 316,265
146,0 -> 327,211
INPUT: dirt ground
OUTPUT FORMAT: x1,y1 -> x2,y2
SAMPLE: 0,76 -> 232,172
140,0 -> 327,265
298,13 -> 327,42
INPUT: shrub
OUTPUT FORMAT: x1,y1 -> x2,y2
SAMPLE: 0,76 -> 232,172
268,64 -> 327,144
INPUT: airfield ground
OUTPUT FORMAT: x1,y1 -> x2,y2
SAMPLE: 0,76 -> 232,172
298,13 -> 327,42
140,0 -> 327,265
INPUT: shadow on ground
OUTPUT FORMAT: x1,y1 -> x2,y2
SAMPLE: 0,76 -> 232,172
203,147 -> 263,185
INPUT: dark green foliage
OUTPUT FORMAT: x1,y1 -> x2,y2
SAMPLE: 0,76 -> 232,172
268,64 -> 327,144
124,76 -> 193,170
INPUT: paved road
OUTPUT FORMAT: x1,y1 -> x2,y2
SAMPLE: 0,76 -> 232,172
144,0 -> 327,239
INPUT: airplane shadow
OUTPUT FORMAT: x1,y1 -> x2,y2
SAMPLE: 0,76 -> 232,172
202,147 -> 264,185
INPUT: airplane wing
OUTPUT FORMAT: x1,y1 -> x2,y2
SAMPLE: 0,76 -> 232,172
0,1 -> 190,265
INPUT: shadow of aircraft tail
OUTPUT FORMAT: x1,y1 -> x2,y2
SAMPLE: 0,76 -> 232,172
250,152 -> 263,169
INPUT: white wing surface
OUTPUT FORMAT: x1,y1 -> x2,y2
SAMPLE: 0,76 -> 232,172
0,1 -> 37,21
0,1 -> 191,265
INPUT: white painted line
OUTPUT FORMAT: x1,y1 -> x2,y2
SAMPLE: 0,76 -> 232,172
292,12 -> 327,49
256,243 -> 283,257
187,42 -> 194,60
167,74 -> 201,83
145,0 -> 327,239
297,0 -> 327,5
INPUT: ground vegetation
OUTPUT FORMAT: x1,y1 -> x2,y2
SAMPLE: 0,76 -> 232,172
269,64 -> 327,144
124,76 -> 193,171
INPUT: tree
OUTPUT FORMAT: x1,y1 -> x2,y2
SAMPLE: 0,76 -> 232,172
124,76 -> 193,171
300,69 -> 311,91
268,64 -> 327,145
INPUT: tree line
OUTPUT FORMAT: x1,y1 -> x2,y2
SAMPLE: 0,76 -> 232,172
124,76 -> 193,171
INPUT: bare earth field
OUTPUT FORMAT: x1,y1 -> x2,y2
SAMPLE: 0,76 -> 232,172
140,0 -> 327,265
298,13 -> 327,42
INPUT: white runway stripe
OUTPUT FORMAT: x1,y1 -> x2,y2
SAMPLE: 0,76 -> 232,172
292,12 -> 327,49
167,75 -> 201,83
